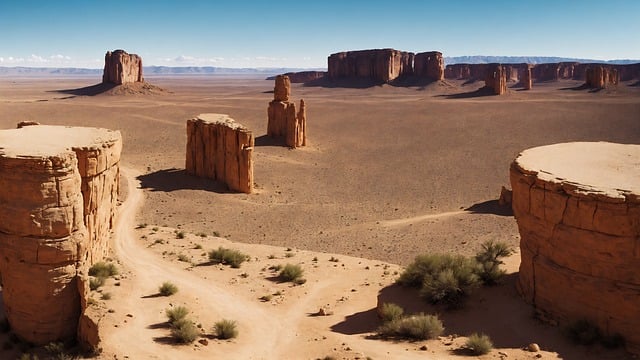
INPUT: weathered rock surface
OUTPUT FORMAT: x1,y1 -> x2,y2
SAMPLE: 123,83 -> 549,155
102,49 -> 143,85
485,64 -> 507,95
185,114 -> 254,193
0,125 -> 122,346
511,142 -> 640,354
328,49 -> 414,83
521,65 -> 532,90
267,75 -> 307,148
414,51 -> 444,81
585,65 -> 619,88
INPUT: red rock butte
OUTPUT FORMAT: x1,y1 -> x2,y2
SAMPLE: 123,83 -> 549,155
510,142 -> 640,354
267,75 -> 307,148
0,124 -> 122,347
185,114 -> 254,194
102,49 -> 143,85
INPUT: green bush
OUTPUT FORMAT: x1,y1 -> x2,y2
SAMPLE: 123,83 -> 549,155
278,263 -> 304,282
465,333 -> 493,355
166,306 -> 189,325
208,247 -> 249,268
88,262 -> 118,278
377,313 -> 444,340
89,277 -> 105,291
475,240 -> 512,285
214,319 -> 238,339
159,282 -> 178,296
379,303 -> 404,323
171,318 -> 199,343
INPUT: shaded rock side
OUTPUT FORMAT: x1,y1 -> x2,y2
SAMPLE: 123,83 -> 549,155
267,71 -> 326,83
0,125 -> 122,345
585,65 -> 619,89
414,51 -> 444,81
102,49 -> 143,85
511,142 -> 640,354
328,48 -> 414,83
485,64 -> 507,95
185,114 -> 254,193
267,75 -> 307,148
521,65 -> 532,90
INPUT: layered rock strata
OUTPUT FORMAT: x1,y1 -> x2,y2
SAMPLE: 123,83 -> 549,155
585,65 -> 619,89
328,49 -> 415,82
102,49 -> 143,85
0,125 -> 122,346
267,75 -> 307,148
485,64 -> 507,95
185,114 -> 254,193
268,71 -> 326,83
511,142 -> 640,354
414,51 -> 444,81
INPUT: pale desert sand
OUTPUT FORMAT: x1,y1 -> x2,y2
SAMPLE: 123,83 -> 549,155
0,75 -> 638,359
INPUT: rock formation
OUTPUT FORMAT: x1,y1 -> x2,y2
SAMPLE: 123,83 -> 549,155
521,65 -> 532,90
267,75 -> 307,148
185,114 -> 254,193
268,71 -> 326,83
102,49 -> 143,85
328,49 -> 414,83
16,120 -> 40,128
414,51 -> 444,81
511,142 -> 640,354
585,65 -> 619,89
485,64 -> 507,95
0,124 -> 121,347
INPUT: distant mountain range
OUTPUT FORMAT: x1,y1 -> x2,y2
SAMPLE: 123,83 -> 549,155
1,56 -> 638,76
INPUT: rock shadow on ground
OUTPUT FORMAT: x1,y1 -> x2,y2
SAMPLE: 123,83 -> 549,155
137,168 -> 235,194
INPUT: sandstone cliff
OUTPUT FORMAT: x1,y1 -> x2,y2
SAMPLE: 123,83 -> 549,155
267,75 -> 307,148
485,64 -> 507,95
511,142 -> 640,354
585,65 -> 619,88
185,114 -> 254,193
328,49 -> 414,83
268,71 -> 326,83
414,51 -> 444,81
102,49 -> 143,85
0,125 -> 121,346
521,65 -> 532,90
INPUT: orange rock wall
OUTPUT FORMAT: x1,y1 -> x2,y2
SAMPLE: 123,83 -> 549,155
414,51 -> 444,81
0,125 -> 121,346
511,154 -> 640,354
102,49 -> 143,85
185,114 -> 254,193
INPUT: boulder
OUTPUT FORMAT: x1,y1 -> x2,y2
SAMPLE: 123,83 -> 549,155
102,49 -> 143,85
511,142 -> 640,354
0,125 -> 122,345
185,114 -> 254,193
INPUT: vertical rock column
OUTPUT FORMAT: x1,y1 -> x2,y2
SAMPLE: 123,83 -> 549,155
102,49 -> 144,85
186,114 -> 254,194
0,125 -> 122,345
522,65 -> 532,90
511,142 -> 640,354
267,75 -> 307,148
414,51 -> 444,81
585,65 -> 619,89
485,63 -> 507,95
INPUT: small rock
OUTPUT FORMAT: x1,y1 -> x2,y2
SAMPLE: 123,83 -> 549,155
420,345 -> 428,351
198,339 -> 209,346
126,314 -> 133,318
535,354 -> 542,359
108,309 -> 115,313
528,343 -> 540,352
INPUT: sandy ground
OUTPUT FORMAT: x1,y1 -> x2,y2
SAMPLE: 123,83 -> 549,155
0,75 -> 638,359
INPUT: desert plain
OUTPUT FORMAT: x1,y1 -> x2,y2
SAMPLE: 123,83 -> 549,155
0,75 -> 638,359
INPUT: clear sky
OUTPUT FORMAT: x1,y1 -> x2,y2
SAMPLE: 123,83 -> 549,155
1,0 -> 639,68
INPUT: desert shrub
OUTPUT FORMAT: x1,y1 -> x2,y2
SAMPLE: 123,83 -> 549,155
177,254 -> 190,262
88,262 -> 118,278
208,247 -> 249,268
564,319 -> 601,345
465,333 -> 493,355
159,282 -> 178,296
214,319 -> 238,339
166,306 -> 189,325
377,313 -> 444,340
171,318 -> 199,343
278,263 -> 304,282
474,240 -> 512,285
176,230 -> 185,239
89,277 -> 105,291
379,303 -> 404,323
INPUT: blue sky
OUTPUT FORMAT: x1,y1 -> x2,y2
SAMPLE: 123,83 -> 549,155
1,0 -> 639,68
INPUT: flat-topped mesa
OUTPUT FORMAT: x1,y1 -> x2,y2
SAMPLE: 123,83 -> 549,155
414,51 -> 444,81
267,75 -> 307,148
102,49 -> 143,85
485,63 -> 507,95
328,48 -> 414,83
511,142 -> 640,354
585,65 -> 619,89
0,125 -> 122,347
185,114 -> 254,193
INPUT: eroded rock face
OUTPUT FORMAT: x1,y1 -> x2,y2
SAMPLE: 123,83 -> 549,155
414,51 -> 444,81
267,75 -> 307,148
521,65 -> 532,90
102,49 -> 143,85
0,125 -> 122,346
511,142 -> 640,354
185,114 -> 254,193
328,49 -> 414,83
269,71 -> 326,83
485,64 -> 507,95
585,65 -> 619,88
